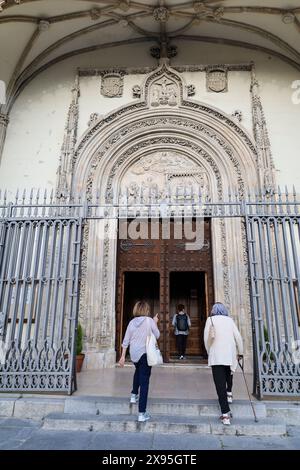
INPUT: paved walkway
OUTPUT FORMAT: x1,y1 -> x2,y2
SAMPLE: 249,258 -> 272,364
76,365 -> 254,400
0,418 -> 299,450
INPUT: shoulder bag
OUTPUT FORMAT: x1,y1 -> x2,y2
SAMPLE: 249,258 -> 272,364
146,318 -> 163,366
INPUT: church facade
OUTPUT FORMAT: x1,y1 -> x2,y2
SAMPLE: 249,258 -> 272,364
0,0 -> 299,398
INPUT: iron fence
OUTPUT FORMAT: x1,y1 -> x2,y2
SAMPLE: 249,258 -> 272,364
0,187 -> 299,396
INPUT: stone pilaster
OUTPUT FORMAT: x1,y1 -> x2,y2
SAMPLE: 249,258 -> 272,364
56,75 -> 80,199
250,65 -> 276,194
0,113 -> 9,163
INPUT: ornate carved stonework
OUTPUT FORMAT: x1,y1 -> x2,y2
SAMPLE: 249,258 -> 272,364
207,68 -> 228,93
90,8 -> 101,20
88,113 -> 100,127
250,66 -> 275,194
150,76 -> 179,107
150,45 -> 178,59
186,84 -> 196,96
193,2 -> 224,21
56,75 -> 80,199
232,110 -> 243,122
0,113 -> 9,127
153,6 -> 170,23
132,85 -> 141,98
101,74 -> 124,98
120,151 -> 210,203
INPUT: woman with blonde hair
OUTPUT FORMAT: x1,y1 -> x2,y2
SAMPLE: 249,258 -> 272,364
119,300 -> 159,422
204,302 -> 243,426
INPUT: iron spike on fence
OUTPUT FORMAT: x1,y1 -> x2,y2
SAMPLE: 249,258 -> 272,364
293,185 -> 298,215
285,185 -> 291,215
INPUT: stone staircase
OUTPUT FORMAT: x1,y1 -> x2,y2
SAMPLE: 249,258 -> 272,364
43,397 -> 285,436
1,395 -> 299,436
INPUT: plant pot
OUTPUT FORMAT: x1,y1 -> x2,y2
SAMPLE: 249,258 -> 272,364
76,353 -> 85,373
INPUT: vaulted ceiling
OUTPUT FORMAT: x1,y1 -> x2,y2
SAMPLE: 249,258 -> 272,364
0,1 -> 300,112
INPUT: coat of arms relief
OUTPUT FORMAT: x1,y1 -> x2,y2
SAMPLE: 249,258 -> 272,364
101,73 -> 124,97
206,69 -> 228,93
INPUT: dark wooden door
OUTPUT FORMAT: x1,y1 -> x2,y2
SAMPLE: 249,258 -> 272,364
115,219 -> 214,361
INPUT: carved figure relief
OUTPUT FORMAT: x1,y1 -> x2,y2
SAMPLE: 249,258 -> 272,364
150,76 -> 179,107
132,85 -> 142,98
120,151 -> 210,203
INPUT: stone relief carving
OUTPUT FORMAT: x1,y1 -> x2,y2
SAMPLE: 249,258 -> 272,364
121,151 -> 210,203
153,6 -> 170,23
206,68 -> 228,93
0,113 -> 9,127
56,75 -> 80,199
193,1 -> 224,21
232,110 -> 243,122
132,85 -> 142,98
186,84 -> 196,96
150,76 -> 179,107
101,73 -> 124,98
88,113 -> 100,127
80,132 -> 235,340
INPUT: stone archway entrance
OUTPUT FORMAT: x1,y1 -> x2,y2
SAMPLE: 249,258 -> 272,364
115,218 -> 214,363
72,62 -> 259,370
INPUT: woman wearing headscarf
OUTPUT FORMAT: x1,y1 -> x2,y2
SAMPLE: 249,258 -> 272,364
204,302 -> 243,425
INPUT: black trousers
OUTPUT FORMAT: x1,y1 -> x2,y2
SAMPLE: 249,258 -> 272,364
132,353 -> 152,413
211,365 -> 233,414
176,334 -> 188,356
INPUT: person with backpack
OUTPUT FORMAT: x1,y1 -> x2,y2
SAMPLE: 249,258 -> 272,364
172,304 -> 191,359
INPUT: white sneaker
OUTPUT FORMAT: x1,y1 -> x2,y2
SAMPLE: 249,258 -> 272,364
130,393 -> 139,404
138,411 -> 151,422
227,392 -> 233,403
179,355 -> 184,360
220,413 -> 231,425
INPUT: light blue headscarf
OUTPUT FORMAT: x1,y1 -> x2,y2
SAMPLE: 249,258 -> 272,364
211,302 -> 229,316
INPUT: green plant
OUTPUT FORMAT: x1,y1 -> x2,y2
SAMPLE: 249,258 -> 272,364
76,323 -> 83,355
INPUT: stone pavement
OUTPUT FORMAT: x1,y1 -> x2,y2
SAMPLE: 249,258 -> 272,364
0,417 -> 299,450
75,365 -> 253,400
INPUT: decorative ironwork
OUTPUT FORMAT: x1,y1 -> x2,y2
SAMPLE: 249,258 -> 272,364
0,187 -> 299,397
246,198 -> 300,398
0,210 -> 82,394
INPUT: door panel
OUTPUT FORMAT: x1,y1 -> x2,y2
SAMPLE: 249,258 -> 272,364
116,219 -> 214,362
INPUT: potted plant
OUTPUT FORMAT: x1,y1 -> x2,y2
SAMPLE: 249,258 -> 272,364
76,323 -> 85,373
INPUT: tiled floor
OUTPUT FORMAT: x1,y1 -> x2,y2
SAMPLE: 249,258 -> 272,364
76,364 -> 254,400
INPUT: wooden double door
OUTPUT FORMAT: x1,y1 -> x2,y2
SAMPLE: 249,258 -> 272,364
116,219 -> 214,362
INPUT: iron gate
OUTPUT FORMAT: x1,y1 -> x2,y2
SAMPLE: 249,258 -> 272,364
0,199 -> 82,394
0,188 -> 299,397
245,194 -> 300,398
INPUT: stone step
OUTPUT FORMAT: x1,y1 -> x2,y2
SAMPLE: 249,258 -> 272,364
64,396 -> 267,419
266,402 -> 300,425
43,412 -> 286,436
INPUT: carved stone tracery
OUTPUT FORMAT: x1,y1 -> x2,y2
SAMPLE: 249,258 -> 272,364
70,63 -> 260,364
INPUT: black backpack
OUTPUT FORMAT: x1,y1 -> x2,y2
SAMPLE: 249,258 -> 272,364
176,314 -> 188,332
